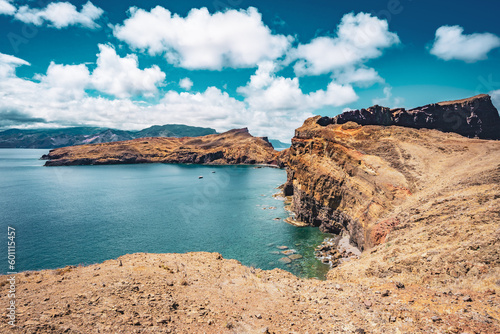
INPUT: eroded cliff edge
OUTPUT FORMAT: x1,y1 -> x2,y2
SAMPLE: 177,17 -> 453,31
281,95 -> 500,289
42,128 -> 279,166
322,94 -> 500,140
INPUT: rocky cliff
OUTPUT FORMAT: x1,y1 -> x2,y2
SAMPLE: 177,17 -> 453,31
319,94 -> 500,140
282,96 -> 500,289
42,128 -> 278,166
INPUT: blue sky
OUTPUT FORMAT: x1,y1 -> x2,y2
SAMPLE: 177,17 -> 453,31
1,0 -> 499,141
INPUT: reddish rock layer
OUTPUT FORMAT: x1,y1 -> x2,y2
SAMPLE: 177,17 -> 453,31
42,128 -> 279,166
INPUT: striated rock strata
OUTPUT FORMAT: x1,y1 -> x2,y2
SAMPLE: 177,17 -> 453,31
319,94 -> 500,140
282,98 -> 500,289
42,128 -> 278,166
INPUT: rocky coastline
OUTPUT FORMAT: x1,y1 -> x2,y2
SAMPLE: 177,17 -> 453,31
42,128 -> 279,167
10,94 -> 500,333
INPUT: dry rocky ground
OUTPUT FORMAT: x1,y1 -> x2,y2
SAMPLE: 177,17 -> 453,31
1,252 -> 499,333
3,95 -> 500,333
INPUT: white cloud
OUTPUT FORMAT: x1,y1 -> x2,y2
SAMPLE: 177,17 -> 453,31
90,44 -> 166,98
0,52 -> 295,140
14,1 -> 103,29
334,67 -> 384,87
291,12 -> 400,76
114,6 -> 291,70
239,61 -> 358,111
0,53 -> 30,77
36,62 -> 90,101
429,26 -> 500,62
179,77 -> 193,90
372,86 -> 404,108
0,0 -> 15,15
237,61 -> 358,138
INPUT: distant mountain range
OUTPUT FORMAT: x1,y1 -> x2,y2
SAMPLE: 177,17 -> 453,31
0,124 -> 217,149
0,124 -> 291,149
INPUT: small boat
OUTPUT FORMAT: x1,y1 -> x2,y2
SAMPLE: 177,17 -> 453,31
198,176 -> 203,179
211,171 -> 216,173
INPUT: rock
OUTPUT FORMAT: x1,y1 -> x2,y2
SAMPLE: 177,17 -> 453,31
157,317 -> 171,324
288,254 -> 303,260
44,128 -> 279,167
279,257 -> 292,264
395,282 -> 405,289
277,246 -> 288,250
281,249 -> 296,255
331,94 -> 500,140
431,316 -> 442,322
355,329 -> 366,334
363,300 -> 372,308
463,295 -> 472,302
256,314 -> 262,319
381,290 -> 390,297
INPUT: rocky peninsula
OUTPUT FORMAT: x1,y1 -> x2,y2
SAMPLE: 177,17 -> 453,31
5,94 -> 499,333
42,128 -> 278,166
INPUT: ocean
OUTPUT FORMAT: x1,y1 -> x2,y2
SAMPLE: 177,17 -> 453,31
0,149 -> 331,278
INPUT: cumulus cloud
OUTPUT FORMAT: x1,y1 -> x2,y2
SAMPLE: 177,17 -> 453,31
114,6 -> 291,70
291,12 -> 400,76
0,0 -> 15,15
179,78 -> 193,90
237,61 -> 358,138
0,53 -> 321,140
13,1 -> 104,29
239,61 -> 358,111
36,62 -> 90,100
90,44 -> 166,98
429,25 -> 500,62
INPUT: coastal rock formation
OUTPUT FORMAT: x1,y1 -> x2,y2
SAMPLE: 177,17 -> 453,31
42,128 -> 278,166
1,252 -> 498,333
282,98 -> 500,288
318,94 -> 500,140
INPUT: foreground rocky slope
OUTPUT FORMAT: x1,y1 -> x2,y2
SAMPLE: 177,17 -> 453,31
42,128 -> 278,166
281,95 -> 500,291
327,94 -> 500,140
1,252 -> 498,333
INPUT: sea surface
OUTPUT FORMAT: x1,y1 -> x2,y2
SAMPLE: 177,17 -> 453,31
0,149 -> 331,278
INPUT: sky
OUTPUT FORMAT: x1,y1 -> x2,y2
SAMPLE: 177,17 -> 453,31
1,0 -> 500,141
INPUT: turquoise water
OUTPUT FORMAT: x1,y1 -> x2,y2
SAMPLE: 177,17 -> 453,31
0,149 -> 331,278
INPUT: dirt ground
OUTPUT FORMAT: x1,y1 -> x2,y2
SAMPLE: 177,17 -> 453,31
1,252 -> 498,333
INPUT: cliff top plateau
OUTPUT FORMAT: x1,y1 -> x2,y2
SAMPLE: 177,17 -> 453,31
318,94 -> 500,140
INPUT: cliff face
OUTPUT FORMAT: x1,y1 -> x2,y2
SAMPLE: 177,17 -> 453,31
282,119 -> 416,249
42,128 -> 278,166
319,94 -> 500,140
283,101 -> 500,288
